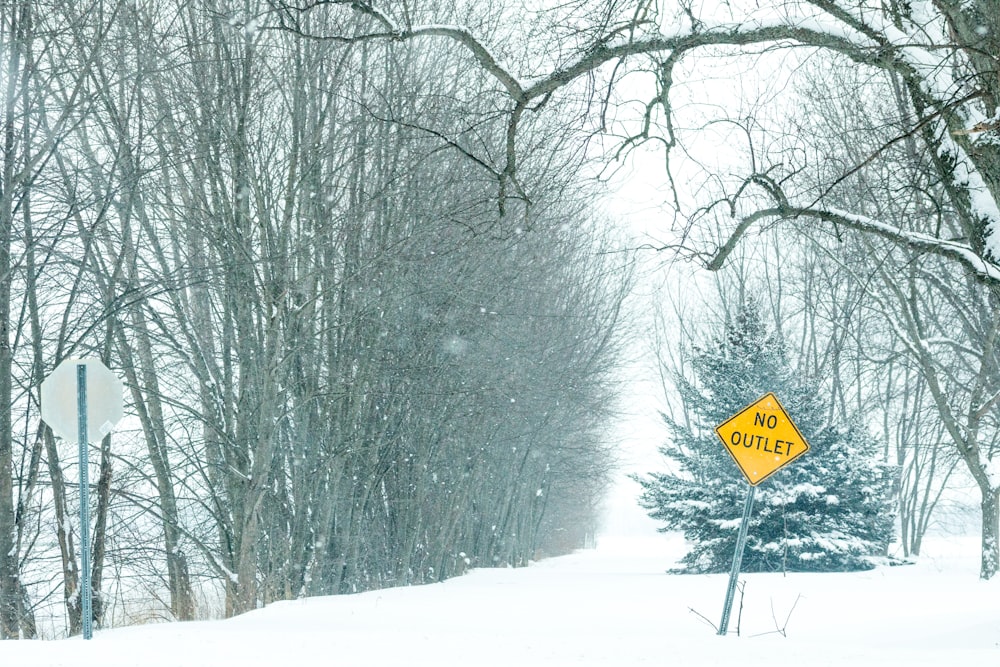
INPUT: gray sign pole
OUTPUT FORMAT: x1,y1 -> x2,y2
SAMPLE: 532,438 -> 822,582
76,364 -> 93,640
718,484 -> 756,636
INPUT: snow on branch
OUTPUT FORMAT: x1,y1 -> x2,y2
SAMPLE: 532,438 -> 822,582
935,119 -> 1000,258
791,205 -> 1000,284
708,203 -> 1000,285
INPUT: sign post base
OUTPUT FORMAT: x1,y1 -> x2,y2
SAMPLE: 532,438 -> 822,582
718,484 -> 756,636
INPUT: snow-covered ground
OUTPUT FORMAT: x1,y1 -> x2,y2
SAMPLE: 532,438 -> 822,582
3,493 -> 998,667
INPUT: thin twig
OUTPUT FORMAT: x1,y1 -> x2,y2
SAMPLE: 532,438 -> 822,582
688,607 -> 719,633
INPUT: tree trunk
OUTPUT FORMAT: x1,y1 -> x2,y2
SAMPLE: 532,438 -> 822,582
981,489 -> 1000,580
0,328 -> 18,639
0,0 -> 23,639
89,433 -> 112,628
112,248 -> 197,621
44,429 -> 81,636
0,234 -> 18,638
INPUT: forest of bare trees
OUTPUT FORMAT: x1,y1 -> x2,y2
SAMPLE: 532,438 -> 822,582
0,0 -> 630,638
2,0 -> 1000,641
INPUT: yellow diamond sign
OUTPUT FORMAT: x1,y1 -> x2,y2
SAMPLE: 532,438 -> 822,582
715,392 -> 810,486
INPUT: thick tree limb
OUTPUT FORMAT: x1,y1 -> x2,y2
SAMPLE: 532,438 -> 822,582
710,204 -> 1000,285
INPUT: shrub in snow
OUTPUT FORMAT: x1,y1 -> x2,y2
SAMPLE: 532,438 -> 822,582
635,301 -> 896,573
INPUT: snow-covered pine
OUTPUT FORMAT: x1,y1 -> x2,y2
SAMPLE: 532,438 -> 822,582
635,300 -> 896,573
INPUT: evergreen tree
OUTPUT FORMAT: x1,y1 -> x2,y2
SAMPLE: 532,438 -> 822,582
635,301 -> 896,573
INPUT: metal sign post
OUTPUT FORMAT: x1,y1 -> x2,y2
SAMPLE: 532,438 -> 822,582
718,484 -> 755,636
76,364 -> 93,640
41,357 -> 123,640
712,393 -> 810,637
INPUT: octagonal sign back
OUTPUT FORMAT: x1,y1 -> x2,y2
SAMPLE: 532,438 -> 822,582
714,392 -> 810,486
41,358 -> 124,443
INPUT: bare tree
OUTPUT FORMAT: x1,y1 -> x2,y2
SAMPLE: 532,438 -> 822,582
1,0 -> 119,637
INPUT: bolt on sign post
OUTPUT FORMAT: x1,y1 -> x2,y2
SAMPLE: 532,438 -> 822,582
713,392 -> 809,636
41,358 -> 124,640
